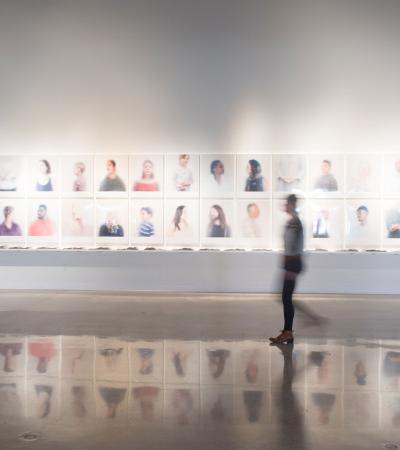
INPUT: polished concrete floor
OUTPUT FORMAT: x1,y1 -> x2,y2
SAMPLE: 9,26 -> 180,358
1,291 -> 400,450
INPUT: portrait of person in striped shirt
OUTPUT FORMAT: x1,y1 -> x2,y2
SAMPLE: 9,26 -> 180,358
138,207 -> 155,237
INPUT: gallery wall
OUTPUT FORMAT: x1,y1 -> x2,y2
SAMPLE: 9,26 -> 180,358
0,152 -> 400,250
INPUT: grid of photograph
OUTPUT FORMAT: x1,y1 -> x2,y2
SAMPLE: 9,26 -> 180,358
0,153 -> 399,250
0,335 -> 397,429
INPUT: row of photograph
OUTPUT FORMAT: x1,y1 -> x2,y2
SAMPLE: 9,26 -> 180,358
2,380 -> 394,428
0,198 -> 400,249
0,337 -> 398,392
1,153 -> 400,198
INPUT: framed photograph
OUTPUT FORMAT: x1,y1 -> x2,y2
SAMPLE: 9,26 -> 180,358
165,154 -> 199,196
345,200 -> 381,249
272,154 -> 306,196
27,336 -> 60,377
95,382 -> 128,421
130,341 -> 164,384
95,199 -> 129,246
61,199 -> 94,246
343,343 -> 379,391
61,336 -> 94,380
164,340 -> 200,385
95,156 -> 128,197
61,155 -> 93,196
0,199 -> 26,245
200,155 -> 235,198
165,199 -> 199,247
345,154 -> 381,197
200,341 -> 233,385
234,341 -> 269,387
236,155 -> 271,197
0,336 -> 25,377
382,200 -> 400,249
131,198 -> 163,246
0,156 -> 25,196
27,156 -> 59,195
383,154 -> 400,196
308,154 -> 344,196
306,343 -> 343,389
236,199 -> 271,248
27,200 -> 59,245
131,154 -> 163,197
201,199 -> 234,247
307,199 -> 344,250
95,338 -> 129,383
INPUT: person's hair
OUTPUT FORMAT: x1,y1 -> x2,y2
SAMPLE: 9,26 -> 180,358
173,205 -> 185,231
142,160 -> 154,179
107,159 -> 116,168
322,159 -> 332,167
3,205 -> 13,218
140,207 -> 153,217
209,204 -> 227,229
40,159 -> 51,174
248,159 -> 262,178
38,204 -> 47,212
247,203 -> 257,213
210,160 -> 224,178
287,194 -> 297,206
357,205 -> 369,214
179,154 -> 189,160
75,161 -> 86,173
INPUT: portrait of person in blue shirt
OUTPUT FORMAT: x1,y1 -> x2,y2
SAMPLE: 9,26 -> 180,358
138,207 -> 155,237
245,159 -> 265,192
36,159 -> 53,192
98,211 -> 124,237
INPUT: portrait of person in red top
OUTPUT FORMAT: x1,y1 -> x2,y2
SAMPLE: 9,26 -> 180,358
28,204 -> 55,236
133,160 -> 159,192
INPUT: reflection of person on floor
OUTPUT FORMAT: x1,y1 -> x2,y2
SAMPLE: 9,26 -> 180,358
0,206 -> 22,236
72,161 -> 87,192
242,203 -> 262,238
243,391 -> 263,423
137,348 -> 155,375
133,386 -> 160,421
99,211 -> 124,237
99,387 -> 126,419
28,204 -> 55,236
172,389 -> 193,425
174,154 -> 193,191
35,385 -> 53,418
312,210 -> 330,239
314,160 -> 338,192
207,205 -> 231,238
29,341 -> 56,373
99,348 -> 123,371
207,349 -> 230,379
311,392 -> 336,425
71,386 -> 87,418
0,343 -> 22,372
354,360 -> 367,385
99,160 -> 126,191
138,207 -> 155,237
386,207 -> 400,238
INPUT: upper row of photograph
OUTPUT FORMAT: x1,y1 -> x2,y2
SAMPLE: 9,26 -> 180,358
1,153 -> 400,197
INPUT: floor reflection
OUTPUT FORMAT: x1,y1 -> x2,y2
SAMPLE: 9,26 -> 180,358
0,335 -> 400,448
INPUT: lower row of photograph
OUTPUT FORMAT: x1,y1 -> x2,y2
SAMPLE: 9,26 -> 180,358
0,198 -> 400,249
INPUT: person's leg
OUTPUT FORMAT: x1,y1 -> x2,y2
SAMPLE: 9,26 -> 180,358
282,275 -> 296,331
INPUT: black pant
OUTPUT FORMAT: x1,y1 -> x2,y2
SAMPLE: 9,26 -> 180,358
282,276 -> 296,331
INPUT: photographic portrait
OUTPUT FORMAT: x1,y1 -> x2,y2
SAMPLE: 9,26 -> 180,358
383,154 -> 400,195
0,200 -> 25,243
96,199 -> 129,245
130,341 -> 164,384
165,199 -> 199,247
307,200 -> 344,250
131,198 -> 163,245
61,199 -> 94,244
164,340 -> 200,384
236,155 -> 270,196
236,200 -> 271,248
272,154 -> 306,194
95,156 -> 128,194
201,199 -> 234,246
95,338 -> 129,383
28,156 -> 59,194
200,341 -> 233,385
27,200 -> 59,243
308,154 -> 344,195
345,154 -> 381,196
165,154 -> 199,195
0,156 -> 24,194
200,155 -> 235,197
131,155 -> 163,195
61,156 -> 93,195
95,381 -> 128,421
345,200 -> 381,248
382,201 -> 400,248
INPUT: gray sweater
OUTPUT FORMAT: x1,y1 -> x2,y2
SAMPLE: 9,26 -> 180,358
284,214 -> 304,256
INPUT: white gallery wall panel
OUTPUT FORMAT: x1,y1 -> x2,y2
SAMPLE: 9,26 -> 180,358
0,153 -> 400,250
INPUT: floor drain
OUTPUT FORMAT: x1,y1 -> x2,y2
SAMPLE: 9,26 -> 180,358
382,444 -> 399,450
18,432 -> 41,442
